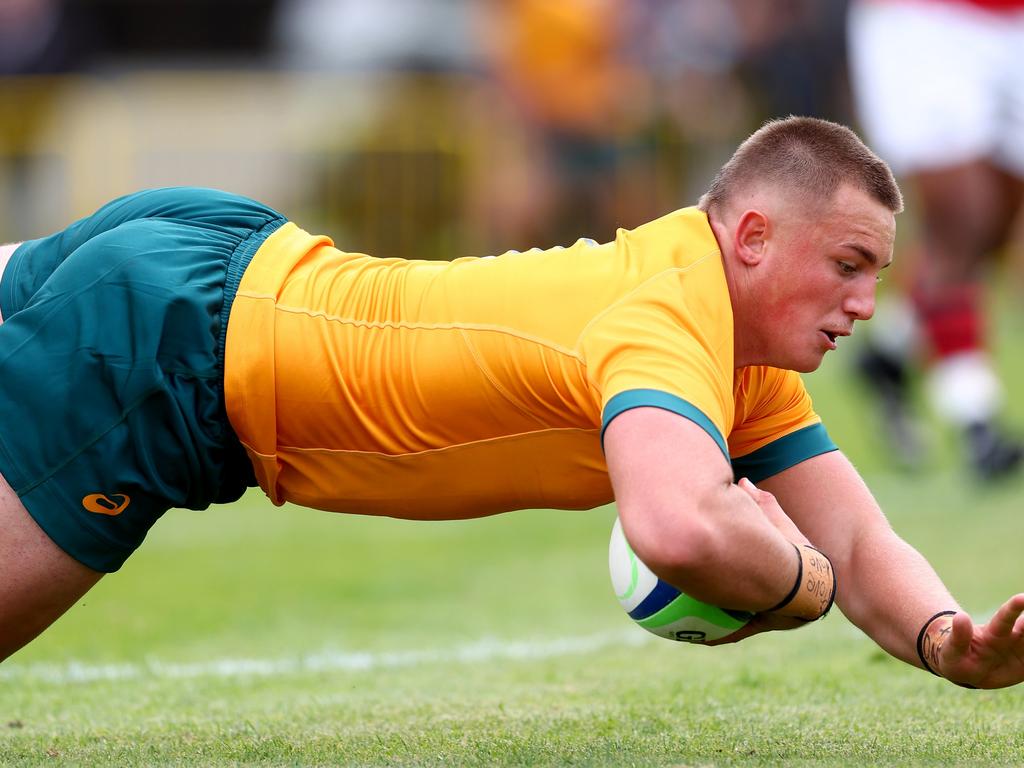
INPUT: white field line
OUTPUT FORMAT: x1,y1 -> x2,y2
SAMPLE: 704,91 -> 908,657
0,629 -> 654,686
5,606 -> 1003,686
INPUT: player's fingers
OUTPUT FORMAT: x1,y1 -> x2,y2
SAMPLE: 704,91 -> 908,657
741,481 -> 794,536
705,614 -> 781,646
986,594 -> 1024,638
737,479 -> 807,543
704,616 -> 760,646
737,477 -> 763,501
737,478 -> 784,515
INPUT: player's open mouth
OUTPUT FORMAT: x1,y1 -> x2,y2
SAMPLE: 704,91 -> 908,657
821,329 -> 847,350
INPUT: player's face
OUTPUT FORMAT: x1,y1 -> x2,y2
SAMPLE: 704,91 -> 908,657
756,185 -> 896,372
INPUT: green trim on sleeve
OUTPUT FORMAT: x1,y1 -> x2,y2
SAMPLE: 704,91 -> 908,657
601,388 -> 729,459
730,423 -> 837,483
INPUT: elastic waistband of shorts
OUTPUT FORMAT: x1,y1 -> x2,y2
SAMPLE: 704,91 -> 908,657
218,215 -> 286,365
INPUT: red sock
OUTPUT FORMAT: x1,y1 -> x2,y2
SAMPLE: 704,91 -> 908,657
913,283 -> 984,359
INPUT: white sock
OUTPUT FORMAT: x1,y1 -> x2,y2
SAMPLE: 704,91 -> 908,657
926,350 -> 1002,427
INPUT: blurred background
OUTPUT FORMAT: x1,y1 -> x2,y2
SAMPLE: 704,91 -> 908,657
1,0 -> 1022,474
0,0 -> 850,257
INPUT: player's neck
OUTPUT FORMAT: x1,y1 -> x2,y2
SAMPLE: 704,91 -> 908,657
707,218 -> 759,369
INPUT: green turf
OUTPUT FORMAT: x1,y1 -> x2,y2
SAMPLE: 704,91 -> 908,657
3,298 -> 1024,765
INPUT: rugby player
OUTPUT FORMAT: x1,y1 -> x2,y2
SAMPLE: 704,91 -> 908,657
1,117 -> 1022,688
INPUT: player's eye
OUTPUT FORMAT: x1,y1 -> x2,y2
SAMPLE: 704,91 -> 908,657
838,261 -> 857,275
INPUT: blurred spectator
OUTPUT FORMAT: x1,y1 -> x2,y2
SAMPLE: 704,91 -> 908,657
473,0 -> 855,250
638,0 -> 753,203
472,0 -> 662,248
730,0 -> 852,122
0,0 -> 93,75
847,0 -> 1024,478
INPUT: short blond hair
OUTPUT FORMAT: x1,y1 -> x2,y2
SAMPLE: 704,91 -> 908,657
699,116 -> 903,215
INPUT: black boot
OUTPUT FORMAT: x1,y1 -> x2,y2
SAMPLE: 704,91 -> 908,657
965,421 -> 1024,481
854,345 -> 925,469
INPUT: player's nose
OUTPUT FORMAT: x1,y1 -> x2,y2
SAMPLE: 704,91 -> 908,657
843,282 -> 876,321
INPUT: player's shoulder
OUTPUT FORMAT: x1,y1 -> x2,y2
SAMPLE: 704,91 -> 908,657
617,206 -> 720,271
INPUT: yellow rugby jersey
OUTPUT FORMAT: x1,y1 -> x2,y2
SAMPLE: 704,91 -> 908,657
224,208 -> 836,519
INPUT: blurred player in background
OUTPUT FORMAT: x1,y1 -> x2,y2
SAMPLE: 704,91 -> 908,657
473,0 -> 658,247
2,118 -> 1024,689
847,0 -> 1024,478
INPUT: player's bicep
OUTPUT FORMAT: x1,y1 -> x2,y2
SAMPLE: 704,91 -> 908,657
604,406 -> 733,559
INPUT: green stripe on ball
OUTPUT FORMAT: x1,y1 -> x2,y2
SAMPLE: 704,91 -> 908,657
636,593 -> 749,631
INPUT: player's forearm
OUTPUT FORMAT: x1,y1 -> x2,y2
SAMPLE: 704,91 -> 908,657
606,409 -> 832,619
760,451 -> 962,669
837,525 -> 960,668
624,482 -> 817,614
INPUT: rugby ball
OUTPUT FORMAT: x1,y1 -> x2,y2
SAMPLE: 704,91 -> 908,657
609,516 -> 753,643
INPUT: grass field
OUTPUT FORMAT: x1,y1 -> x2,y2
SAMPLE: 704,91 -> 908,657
3,301 -> 1024,766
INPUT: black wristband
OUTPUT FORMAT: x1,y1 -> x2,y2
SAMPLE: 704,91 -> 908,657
766,543 -> 803,613
916,610 -> 957,676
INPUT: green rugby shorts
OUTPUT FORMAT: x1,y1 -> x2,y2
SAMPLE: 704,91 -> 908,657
0,187 -> 284,572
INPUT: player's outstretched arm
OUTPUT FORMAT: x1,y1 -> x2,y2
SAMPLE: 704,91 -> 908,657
759,450 -> 1024,689
0,472 -> 103,661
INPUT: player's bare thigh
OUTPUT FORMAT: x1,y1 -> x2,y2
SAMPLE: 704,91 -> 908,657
0,470 -> 103,661
0,242 -> 21,325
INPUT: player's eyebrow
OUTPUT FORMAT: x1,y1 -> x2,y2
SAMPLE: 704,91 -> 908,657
844,242 -> 891,268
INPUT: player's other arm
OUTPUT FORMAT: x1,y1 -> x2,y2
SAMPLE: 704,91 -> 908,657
760,450 -> 1024,689
0,242 -> 22,324
604,406 -> 823,615
0,242 -> 20,263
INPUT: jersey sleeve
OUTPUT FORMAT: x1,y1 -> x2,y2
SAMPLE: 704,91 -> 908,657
583,261 -> 734,459
728,366 -> 837,483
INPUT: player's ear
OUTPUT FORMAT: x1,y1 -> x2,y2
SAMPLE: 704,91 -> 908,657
734,209 -> 768,266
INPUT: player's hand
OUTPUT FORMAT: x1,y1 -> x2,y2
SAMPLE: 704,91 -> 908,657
704,612 -> 807,646
936,594 -> 1024,689
737,477 -> 810,546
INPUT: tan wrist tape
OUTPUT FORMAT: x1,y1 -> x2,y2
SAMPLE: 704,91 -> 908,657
766,544 -> 836,621
916,611 -> 956,677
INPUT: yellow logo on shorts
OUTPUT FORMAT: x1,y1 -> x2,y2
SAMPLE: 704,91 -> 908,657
82,493 -> 131,516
